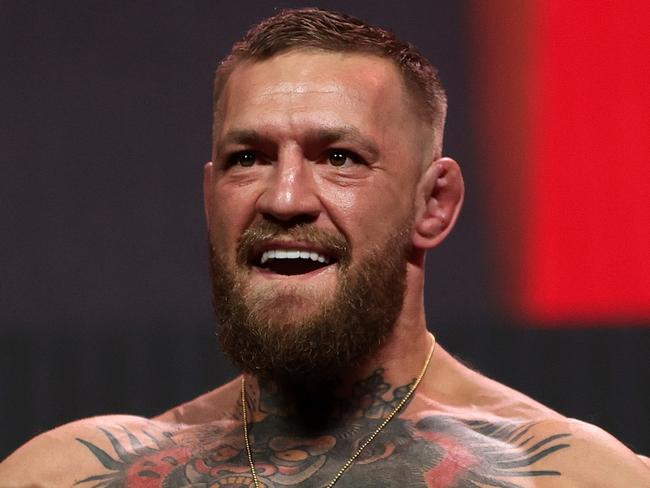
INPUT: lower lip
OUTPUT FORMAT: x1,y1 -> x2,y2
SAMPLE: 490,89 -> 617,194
252,263 -> 337,280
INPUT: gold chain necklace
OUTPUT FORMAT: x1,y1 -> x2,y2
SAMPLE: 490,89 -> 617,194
240,332 -> 436,488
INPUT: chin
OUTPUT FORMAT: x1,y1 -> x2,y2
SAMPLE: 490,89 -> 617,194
245,289 -> 331,326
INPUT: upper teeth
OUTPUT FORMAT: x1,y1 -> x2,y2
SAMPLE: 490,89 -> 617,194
260,249 -> 330,265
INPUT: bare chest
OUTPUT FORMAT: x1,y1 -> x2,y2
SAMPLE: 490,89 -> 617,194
71,414 -> 572,488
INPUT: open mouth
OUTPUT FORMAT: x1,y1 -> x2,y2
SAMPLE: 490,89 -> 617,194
253,248 -> 336,276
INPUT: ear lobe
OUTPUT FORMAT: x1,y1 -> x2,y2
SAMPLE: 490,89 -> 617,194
203,161 -> 214,224
412,157 -> 464,250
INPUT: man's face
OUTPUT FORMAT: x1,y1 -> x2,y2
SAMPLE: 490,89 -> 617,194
206,51 -> 428,380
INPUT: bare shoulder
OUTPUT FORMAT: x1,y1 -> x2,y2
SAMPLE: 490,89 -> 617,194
545,417 -> 650,487
0,414 -> 176,488
407,409 -> 649,488
417,347 -> 650,486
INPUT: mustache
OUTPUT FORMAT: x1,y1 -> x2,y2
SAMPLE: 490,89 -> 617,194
236,220 -> 351,266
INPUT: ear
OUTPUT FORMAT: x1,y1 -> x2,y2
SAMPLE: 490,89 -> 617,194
203,161 -> 214,225
412,157 -> 465,250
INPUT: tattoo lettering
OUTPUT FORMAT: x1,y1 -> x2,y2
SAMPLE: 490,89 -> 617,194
76,371 -> 571,487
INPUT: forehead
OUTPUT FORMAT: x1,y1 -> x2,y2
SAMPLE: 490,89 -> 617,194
215,51 -> 415,137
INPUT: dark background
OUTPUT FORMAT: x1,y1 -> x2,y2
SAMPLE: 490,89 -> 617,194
1,1 -> 648,460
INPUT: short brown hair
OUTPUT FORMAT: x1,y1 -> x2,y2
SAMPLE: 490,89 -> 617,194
214,8 -> 448,155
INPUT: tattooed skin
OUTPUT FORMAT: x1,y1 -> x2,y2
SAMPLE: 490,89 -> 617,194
75,371 -> 571,488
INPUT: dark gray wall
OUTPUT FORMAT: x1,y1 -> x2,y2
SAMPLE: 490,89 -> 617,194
1,1 -> 648,460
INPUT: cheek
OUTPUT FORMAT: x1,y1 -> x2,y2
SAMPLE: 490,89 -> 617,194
208,185 -> 255,249
321,180 -> 414,244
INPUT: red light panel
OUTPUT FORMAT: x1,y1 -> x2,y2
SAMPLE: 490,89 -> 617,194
522,1 -> 650,324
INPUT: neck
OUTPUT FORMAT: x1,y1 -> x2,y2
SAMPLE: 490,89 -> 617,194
242,329 -> 435,430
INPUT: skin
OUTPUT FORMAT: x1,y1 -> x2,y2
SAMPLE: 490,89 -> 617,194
1,51 -> 649,487
205,51 -> 450,384
206,51 -> 437,341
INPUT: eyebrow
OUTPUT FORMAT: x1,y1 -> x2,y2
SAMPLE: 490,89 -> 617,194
214,129 -> 261,159
309,127 -> 380,160
215,126 -> 380,161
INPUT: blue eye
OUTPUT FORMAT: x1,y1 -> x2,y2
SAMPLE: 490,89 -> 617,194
228,151 -> 257,167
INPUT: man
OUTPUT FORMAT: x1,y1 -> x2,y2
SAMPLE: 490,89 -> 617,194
1,8 -> 649,488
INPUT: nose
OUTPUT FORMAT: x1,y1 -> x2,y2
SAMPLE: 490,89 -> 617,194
255,148 -> 321,224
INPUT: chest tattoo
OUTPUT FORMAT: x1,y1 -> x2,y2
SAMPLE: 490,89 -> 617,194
75,372 -> 571,487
